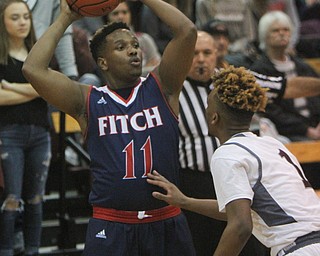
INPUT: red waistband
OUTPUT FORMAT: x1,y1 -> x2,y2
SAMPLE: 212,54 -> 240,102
93,205 -> 181,224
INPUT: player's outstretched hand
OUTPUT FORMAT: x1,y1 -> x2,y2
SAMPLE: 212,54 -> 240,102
147,171 -> 188,208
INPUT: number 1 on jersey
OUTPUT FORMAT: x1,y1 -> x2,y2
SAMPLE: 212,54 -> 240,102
279,149 -> 311,188
123,136 -> 153,179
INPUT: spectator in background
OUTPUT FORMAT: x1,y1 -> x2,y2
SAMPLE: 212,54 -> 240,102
196,0 -> 301,58
172,0 -> 195,21
16,1 -> 78,253
296,0 -> 320,58
24,0 -> 78,80
202,19 -> 231,69
201,17 -> 320,142
197,15 -> 320,105
250,10 -> 320,141
299,0 -> 320,19
73,16 -> 104,37
140,0 -> 176,54
0,1 -> 51,255
52,24 -> 103,87
202,18 -> 263,69
107,1 -> 161,76
71,25 -> 102,87
267,0 -> 301,50
195,0 -> 257,53
198,18 -> 320,103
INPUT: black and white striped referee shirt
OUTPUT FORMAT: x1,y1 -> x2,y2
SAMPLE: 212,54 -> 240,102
179,78 -> 219,172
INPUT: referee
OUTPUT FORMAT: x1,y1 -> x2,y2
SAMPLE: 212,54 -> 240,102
178,30 -> 225,256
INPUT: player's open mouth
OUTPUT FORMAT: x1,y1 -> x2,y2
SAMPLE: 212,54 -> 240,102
130,57 -> 141,67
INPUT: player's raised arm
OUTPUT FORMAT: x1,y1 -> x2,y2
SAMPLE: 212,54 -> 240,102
140,0 -> 197,115
22,0 -> 88,130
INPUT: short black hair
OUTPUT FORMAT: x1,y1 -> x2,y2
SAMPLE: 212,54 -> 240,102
90,22 -> 130,61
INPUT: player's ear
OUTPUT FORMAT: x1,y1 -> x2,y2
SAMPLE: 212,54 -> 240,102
210,112 -> 219,125
97,57 -> 108,71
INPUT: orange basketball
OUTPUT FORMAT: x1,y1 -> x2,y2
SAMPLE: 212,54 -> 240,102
66,0 -> 122,17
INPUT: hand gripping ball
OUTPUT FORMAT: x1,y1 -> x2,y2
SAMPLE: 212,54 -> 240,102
66,0 -> 122,17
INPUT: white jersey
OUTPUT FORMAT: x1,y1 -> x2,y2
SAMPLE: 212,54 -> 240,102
210,132 -> 320,256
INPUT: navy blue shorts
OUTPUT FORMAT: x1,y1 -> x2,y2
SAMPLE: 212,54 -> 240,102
82,213 -> 196,256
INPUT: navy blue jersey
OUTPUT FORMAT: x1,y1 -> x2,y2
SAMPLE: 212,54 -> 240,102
86,73 -> 180,210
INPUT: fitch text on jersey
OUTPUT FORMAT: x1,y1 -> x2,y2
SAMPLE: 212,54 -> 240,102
98,106 -> 163,135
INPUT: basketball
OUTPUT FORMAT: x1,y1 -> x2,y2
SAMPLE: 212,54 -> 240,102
66,0 -> 122,17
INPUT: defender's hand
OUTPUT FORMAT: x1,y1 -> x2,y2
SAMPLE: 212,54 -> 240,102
147,171 -> 188,208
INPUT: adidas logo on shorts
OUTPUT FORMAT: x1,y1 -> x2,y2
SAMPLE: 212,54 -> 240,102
96,229 -> 107,239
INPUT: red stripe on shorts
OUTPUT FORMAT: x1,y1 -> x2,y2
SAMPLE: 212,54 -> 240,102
93,205 -> 181,224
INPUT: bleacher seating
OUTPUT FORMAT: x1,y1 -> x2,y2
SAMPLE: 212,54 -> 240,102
40,112 -> 90,255
286,140 -> 320,197
304,58 -> 320,75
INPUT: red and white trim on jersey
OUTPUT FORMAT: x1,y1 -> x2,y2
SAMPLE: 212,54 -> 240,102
94,77 -> 144,107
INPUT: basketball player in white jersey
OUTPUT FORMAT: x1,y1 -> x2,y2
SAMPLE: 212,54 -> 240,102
147,66 -> 320,256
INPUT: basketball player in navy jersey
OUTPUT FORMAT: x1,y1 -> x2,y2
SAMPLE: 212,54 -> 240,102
22,0 -> 197,255
148,66 -> 320,256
